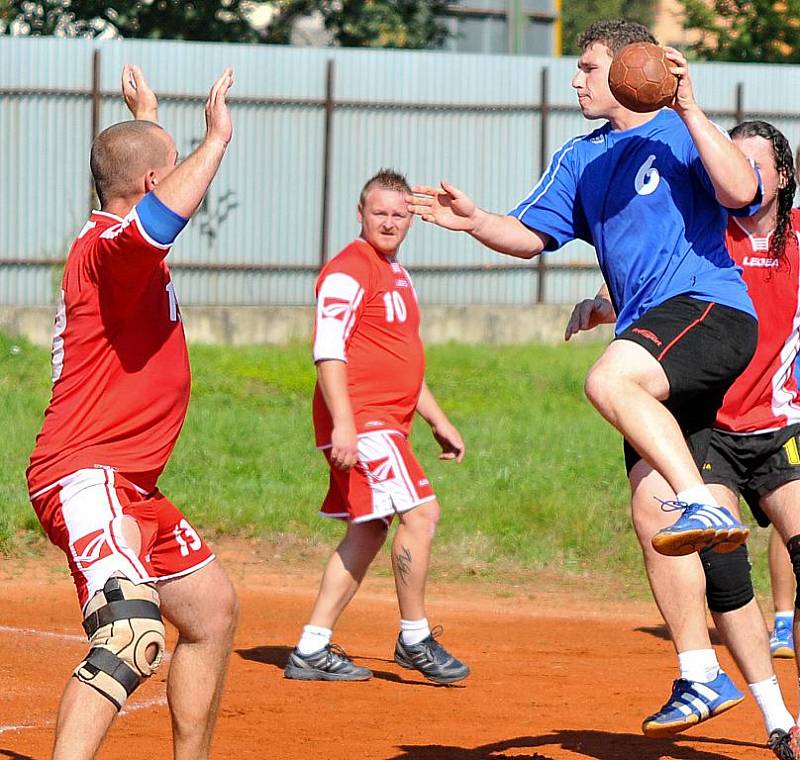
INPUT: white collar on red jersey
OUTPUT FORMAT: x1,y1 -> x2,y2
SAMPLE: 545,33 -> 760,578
733,216 -> 773,252
91,209 -> 124,222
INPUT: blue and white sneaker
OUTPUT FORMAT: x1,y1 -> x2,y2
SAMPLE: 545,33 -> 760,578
641,671 -> 744,738
651,501 -> 749,557
771,618 -> 795,659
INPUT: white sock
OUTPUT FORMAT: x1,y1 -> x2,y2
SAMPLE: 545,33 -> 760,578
400,618 -> 430,646
678,649 -> 720,683
676,486 -> 718,508
775,611 -> 794,625
749,676 -> 794,734
297,624 -> 332,655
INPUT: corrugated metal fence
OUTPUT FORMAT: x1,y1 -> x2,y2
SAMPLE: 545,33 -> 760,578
3,37 -> 800,307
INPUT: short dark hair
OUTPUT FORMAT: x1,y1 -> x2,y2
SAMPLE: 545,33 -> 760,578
730,120 -> 796,259
359,169 -> 411,207
576,19 -> 657,55
90,120 -> 170,206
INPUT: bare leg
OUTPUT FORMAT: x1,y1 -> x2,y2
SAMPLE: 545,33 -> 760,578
585,340 -> 705,494
770,526 -> 796,614
759,481 -> 800,722
630,462 -> 711,652
52,683 -> 117,760
307,519 -> 388,629
158,559 -> 239,760
391,500 -> 439,621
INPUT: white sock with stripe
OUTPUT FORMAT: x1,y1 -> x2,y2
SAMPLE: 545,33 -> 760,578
676,486 -> 719,508
678,649 -> 720,683
297,624 -> 332,655
749,676 -> 794,734
400,618 -> 431,646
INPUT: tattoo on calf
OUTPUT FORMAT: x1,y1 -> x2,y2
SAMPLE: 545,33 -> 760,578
394,545 -> 412,586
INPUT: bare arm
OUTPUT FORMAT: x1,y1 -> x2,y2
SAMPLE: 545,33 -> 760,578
665,48 -> 758,209
408,181 -> 551,259
153,68 -> 235,219
416,380 -> 465,463
317,360 -> 358,470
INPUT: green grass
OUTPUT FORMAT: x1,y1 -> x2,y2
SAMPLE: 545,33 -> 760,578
0,331 -> 773,593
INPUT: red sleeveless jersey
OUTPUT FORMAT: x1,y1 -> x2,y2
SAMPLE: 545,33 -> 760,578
27,209 -> 190,494
715,211 -> 800,433
312,239 -> 425,447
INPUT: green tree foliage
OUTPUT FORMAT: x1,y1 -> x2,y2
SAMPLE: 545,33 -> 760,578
1,0 -> 259,41
561,0 -> 656,55
264,0 -> 450,49
2,0 -> 451,48
679,0 -> 800,63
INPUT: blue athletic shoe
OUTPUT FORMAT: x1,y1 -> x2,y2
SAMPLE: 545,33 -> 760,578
641,671 -> 745,738
651,501 -> 749,557
771,619 -> 795,659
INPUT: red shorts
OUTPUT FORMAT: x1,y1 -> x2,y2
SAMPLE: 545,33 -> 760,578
321,430 -> 435,523
30,467 -> 214,611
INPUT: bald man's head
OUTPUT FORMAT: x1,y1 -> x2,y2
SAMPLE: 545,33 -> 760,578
90,120 -> 176,206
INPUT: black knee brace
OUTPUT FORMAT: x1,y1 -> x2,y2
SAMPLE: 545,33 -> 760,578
786,535 -> 800,610
700,544 -> 754,613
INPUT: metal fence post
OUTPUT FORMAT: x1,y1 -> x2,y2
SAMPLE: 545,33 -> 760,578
89,48 -> 101,212
319,59 -> 335,270
735,82 -> 744,124
536,66 -> 549,304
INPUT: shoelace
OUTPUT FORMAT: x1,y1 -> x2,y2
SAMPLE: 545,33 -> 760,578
326,643 -> 354,664
655,498 -> 693,514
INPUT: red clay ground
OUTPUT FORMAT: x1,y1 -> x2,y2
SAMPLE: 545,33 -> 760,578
0,539 -> 792,760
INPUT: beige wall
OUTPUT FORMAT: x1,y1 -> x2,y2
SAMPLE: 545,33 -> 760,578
0,305 -> 613,349
652,0 -> 701,48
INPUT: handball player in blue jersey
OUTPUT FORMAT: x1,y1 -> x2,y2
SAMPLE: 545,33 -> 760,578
408,19 -> 761,558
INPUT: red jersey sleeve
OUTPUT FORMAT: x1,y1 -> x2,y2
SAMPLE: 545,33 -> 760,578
313,249 -> 372,363
87,207 -> 172,321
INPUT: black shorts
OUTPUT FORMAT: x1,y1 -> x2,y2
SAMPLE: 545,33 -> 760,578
619,295 -> 758,474
702,424 -> 800,527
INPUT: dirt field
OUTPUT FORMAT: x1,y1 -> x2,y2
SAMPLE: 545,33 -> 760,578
0,539 -> 792,759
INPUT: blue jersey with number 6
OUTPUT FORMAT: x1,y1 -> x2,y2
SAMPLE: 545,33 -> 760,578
509,109 -> 759,334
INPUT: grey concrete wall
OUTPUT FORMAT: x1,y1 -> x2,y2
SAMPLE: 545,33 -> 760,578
0,305 -> 613,348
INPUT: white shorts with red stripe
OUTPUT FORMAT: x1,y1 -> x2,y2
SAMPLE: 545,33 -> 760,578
30,467 -> 214,611
321,430 -> 435,524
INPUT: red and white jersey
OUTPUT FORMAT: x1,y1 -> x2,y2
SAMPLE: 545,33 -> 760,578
715,210 -> 800,433
27,209 -> 190,495
312,238 -> 424,447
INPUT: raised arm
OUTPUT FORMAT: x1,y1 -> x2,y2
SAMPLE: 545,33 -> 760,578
416,380 -> 465,462
407,181 -> 550,259
665,47 -> 759,209
153,68 -> 235,220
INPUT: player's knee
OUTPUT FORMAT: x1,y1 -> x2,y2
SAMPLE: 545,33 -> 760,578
786,535 -> 800,609
74,576 -> 165,711
700,545 -> 754,613
409,500 -> 440,540
583,365 -> 612,411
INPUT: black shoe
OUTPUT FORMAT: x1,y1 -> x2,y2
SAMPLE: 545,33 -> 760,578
393,626 -> 470,684
769,727 -> 800,759
284,643 -> 372,681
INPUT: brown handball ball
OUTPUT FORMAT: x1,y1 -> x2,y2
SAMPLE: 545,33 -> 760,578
608,42 -> 678,113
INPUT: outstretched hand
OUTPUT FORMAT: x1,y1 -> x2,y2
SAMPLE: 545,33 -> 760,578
205,67 -> 234,147
407,181 -> 478,232
121,64 -> 158,122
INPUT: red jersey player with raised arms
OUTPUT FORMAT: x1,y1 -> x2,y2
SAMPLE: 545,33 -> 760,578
284,169 -> 470,684
26,66 -> 237,759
